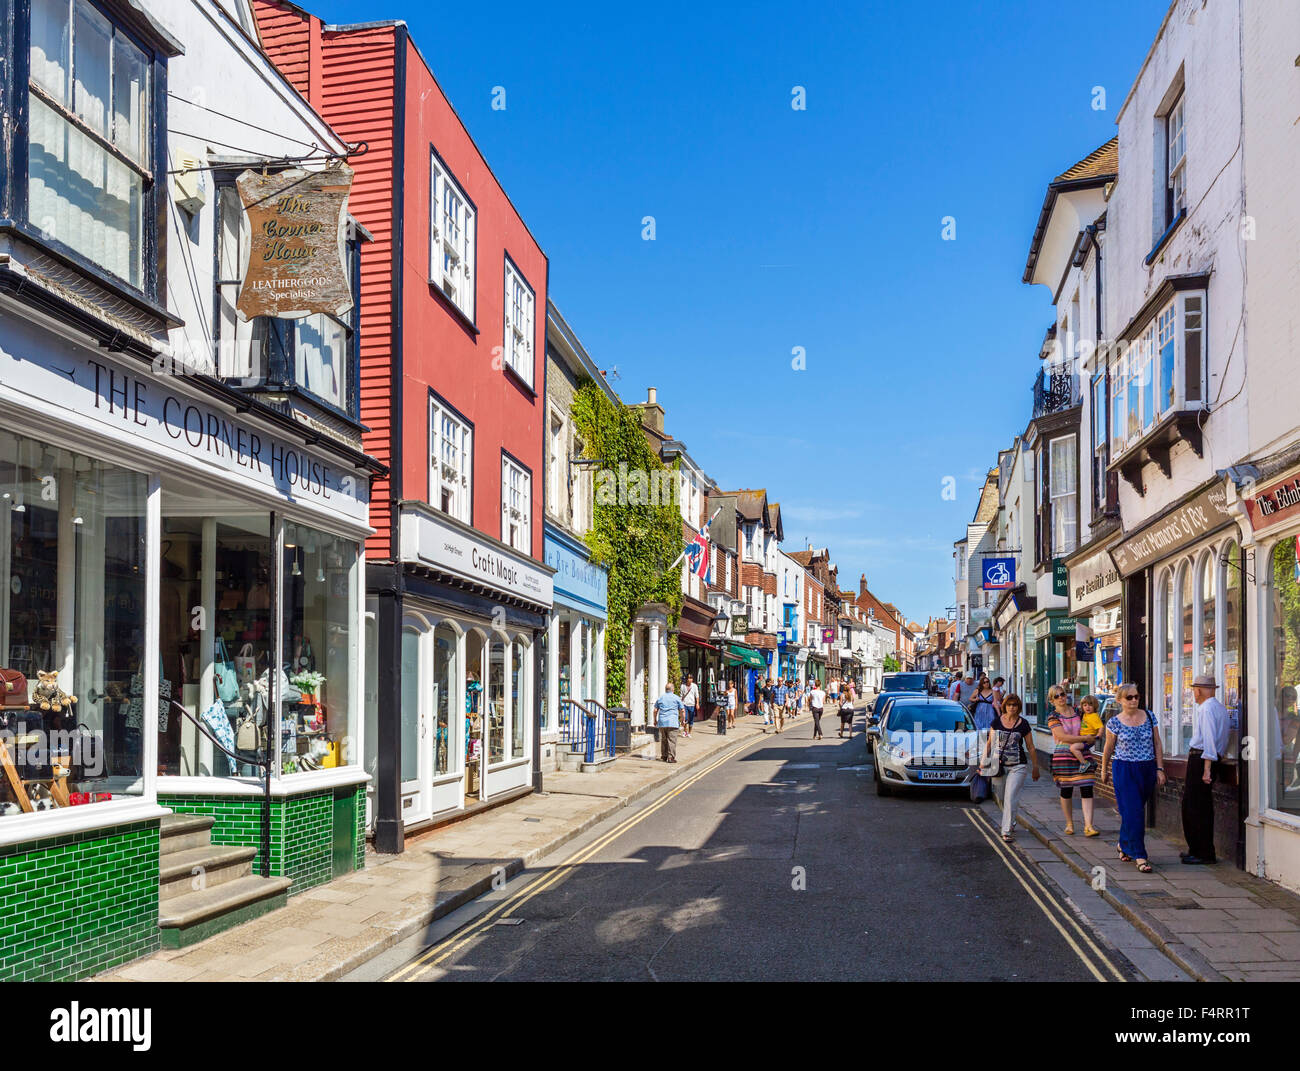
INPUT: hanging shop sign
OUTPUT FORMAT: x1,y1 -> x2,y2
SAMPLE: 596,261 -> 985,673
1110,481 -> 1232,577
1243,466 -> 1300,533
401,504 -> 553,607
730,613 -> 750,636
0,322 -> 370,524
982,557 -> 1015,590
1067,546 -> 1122,616
1052,558 -> 1069,597
237,162 -> 355,321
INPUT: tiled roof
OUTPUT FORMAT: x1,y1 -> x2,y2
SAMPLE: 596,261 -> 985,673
788,550 -> 814,567
1054,137 -> 1118,183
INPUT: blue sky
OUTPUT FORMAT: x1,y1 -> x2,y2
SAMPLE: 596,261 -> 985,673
316,0 -> 1168,622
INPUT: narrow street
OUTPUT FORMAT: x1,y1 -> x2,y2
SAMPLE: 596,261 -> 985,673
377,717 -> 1129,983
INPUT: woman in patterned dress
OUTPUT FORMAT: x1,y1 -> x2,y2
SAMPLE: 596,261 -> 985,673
1047,684 -> 1099,837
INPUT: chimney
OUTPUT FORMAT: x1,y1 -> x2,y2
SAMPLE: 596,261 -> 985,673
634,386 -> 665,435
859,573 -> 867,596
647,387 -> 657,404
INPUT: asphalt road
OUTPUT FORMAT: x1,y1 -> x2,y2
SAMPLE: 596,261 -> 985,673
384,716 -> 1123,982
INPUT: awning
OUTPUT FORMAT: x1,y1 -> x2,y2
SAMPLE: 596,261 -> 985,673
680,635 -> 721,652
724,644 -> 767,670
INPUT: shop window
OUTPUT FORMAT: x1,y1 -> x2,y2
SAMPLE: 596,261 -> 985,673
464,633 -> 484,790
400,629 -> 420,784
537,625 -> 549,732
430,396 -> 472,524
487,638 -> 506,764
501,454 -> 530,553
215,182 -> 359,416
1,430 -> 147,819
281,522 -> 359,776
511,638 -> 527,760
1179,562 -> 1194,754
157,510 -> 273,779
433,625 -> 456,777
1270,539 -> 1300,814
1159,571 -> 1175,753
26,0 -> 157,293
1222,542 -> 1242,733
429,150 -> 476,320
1199,552 -> 1216,679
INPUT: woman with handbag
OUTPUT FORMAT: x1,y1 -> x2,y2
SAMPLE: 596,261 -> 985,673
980,693 -> 1039,841
1099,685 -> 1166,873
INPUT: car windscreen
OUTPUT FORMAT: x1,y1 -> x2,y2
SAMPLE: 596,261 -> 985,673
886,703 -> 974,733
882,673 -> 927,692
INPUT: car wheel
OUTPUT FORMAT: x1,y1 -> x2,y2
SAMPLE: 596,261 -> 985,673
875,767 -> 893,797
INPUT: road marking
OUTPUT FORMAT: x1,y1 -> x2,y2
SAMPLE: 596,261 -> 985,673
387,733 -> 767,982
963,809 -> 1126,983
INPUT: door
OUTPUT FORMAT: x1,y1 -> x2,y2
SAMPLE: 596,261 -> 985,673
399,625 -> 431,822
427,623 -> 462,815
331,786 -> 356,879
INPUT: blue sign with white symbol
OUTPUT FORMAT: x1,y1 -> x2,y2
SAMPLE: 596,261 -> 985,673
982,557 -> 1015,591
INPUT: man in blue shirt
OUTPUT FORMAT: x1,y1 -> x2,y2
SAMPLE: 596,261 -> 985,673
1182,674 -> 1232,864
653,682 -> 686,763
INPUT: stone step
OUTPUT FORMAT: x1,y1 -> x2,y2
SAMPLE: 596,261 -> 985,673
160,813 -> 215,855
159,874 -> 293,949
159,844 -> 258,902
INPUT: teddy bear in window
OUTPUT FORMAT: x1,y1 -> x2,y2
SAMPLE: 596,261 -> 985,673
33,671 -> 76,713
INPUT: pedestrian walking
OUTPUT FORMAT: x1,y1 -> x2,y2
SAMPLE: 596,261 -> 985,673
980,693 -> 1039,841
726,681 -> 738,729
1100,685 -> 1166,873
681,675 -> 699,739
653,682 -> 684,763
969,675 -> 1001,728
1047,683 -> 1098,837
947,674 -> 963,702
992,677 -> 1005,703
838,692 -> 854,738
1182,674 -> 1231,865
769,679 -> 784,733
809,680 -> 826,740
775,678 -> 788,729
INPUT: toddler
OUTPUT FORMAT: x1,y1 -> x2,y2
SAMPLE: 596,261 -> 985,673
1069,695 -> 1104,771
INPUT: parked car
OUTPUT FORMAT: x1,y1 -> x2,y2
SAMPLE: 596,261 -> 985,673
928,671 -> 951,696
867,671 -> 929,714
869,698 -> 977,797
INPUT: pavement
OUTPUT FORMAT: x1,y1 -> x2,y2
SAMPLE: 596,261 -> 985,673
989,766 -> 1300,982
97,716 -> 769,982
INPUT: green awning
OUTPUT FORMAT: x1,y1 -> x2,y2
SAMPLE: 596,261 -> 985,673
725,644 -> 767,670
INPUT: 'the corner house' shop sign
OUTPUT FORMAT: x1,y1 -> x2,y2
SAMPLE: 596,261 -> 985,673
1109,482 -> 1231,578
236,163 -> 355,321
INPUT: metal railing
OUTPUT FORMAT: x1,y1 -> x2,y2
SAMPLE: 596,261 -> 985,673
558,698 -> 616,764
1031,365 -> 1079,418
169,700 -> 271,878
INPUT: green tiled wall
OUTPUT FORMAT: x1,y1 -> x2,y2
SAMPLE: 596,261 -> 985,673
0,820 -> 160,982
160,783 -> 364,895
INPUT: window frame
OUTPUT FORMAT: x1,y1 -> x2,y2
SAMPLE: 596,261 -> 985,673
9,0 -> 169,304
1165,91 -> 1187,228
500,450 -> 532,554
428,390 -> 474,526
428,146 -> 477,323
210,171 -> 362,421
502,255 -> 536,390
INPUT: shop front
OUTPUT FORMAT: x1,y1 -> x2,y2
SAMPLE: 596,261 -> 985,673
541,523 -> 608,770
724,642 -> 767,709
0,312 -> 376,978
1027,610 -> 1082,727
368,504 -> 553,842
678,596 -> 722,719
1066,538 -> 1124,702
1111,479 -> 1242,861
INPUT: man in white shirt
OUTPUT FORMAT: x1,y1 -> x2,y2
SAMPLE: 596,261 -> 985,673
1182,674 -> 1232,865
808,683 -> 827,740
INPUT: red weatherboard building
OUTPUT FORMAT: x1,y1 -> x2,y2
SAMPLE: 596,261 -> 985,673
256,3 -> 551,852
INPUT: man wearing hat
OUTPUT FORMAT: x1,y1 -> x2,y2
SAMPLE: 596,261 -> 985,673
1182,674 -> 1231,865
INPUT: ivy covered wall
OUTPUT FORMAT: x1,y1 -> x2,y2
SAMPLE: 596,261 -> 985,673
571,378 -> 683,706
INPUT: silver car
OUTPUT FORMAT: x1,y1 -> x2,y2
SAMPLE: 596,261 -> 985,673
868,697 -> 977,797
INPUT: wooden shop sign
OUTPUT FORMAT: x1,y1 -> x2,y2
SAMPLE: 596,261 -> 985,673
1244,465 -> 1300,533
236,163 -> 355,321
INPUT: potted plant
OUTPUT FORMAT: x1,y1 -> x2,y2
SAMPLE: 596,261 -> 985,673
289,670 -> 326,706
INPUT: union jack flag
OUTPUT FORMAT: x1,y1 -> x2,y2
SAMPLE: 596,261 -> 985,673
684,524 -> 711,582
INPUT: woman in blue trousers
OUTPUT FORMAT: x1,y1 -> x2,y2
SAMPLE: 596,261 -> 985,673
1100,686 -> 1167,873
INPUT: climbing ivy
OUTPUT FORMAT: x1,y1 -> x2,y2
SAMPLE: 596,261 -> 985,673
571,378 -> 683,706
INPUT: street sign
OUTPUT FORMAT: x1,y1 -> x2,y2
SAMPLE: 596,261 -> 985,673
982,557 -> 1015,590
1053,558 -> 1069,597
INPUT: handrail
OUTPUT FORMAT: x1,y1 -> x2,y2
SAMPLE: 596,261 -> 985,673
169,700 -> 272,879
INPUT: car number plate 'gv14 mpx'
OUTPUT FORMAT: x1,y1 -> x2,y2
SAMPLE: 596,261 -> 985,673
918,770 -> 956,781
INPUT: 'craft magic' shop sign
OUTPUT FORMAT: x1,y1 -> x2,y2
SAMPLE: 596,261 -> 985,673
0,331 -> 369,524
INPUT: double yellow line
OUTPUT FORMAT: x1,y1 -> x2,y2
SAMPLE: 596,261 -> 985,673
963,808 -> 1127,983
387,736 -> 763,982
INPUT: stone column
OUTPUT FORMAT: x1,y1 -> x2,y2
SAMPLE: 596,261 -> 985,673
648,622 -> 662,709
630,626 -> 644,726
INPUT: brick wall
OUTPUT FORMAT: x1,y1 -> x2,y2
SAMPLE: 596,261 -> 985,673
160,783 -> 364,896
0,819 -> 160,981
762,572 -> 776,596
740,562 -> 763,588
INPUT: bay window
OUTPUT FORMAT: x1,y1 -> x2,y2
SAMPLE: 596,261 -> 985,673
429,151 -> 476,320
25,0 -> 161,294
429,395 -> 472,524
1108,291 -> 1207,461
503,257 -> 536,387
